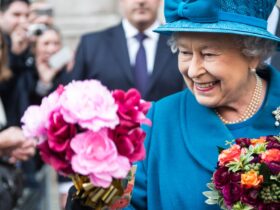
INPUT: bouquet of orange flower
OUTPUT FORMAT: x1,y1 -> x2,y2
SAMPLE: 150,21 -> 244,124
204,136 -> 280,210
21,80 -> 151,209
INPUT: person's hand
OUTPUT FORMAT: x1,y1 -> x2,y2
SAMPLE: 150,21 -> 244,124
9,138 -> 36,163
36,56 -> 63,85
0,127 -> 36,162
10,25 -> 29,55
0,127 -> 25,150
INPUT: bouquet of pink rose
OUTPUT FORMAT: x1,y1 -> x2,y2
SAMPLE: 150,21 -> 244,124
204,136 -> 280,210
21,80 -> 151,209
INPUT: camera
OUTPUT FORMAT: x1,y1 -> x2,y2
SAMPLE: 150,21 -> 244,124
27,24 -> 48,37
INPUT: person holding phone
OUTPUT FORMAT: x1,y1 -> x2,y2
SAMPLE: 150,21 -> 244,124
15,25 -> 73,210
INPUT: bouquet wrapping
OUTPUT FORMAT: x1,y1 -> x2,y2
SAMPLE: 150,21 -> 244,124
21,80 -> 151,209
204,136 -> 280,210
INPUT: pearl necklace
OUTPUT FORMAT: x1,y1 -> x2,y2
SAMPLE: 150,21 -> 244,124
216,74 -> 263,124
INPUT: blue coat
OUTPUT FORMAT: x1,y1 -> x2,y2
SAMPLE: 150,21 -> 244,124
65,67 -> 280,210
129,67 -> 280,209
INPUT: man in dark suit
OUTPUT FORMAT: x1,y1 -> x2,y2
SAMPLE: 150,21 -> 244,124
66,0 -> 184,101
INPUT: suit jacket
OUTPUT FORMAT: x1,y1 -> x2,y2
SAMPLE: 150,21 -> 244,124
66,23 -> 184,101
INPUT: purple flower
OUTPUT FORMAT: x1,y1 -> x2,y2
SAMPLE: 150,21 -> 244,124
266,136 -> 280,150
235,138 -> 251,147
250,154 -> 261,164
258,202 -> 280,210
213,167 -> 230,190
241,188 -> 259,207
230,172 -> 241,183
222,183 -> 241,207
266,161 -> 280,174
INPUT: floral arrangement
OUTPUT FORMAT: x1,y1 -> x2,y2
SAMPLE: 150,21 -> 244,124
21,80 -> 151,209
204,136 -> 280,210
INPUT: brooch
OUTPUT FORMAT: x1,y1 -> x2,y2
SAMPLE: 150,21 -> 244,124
272,107 -> 280,126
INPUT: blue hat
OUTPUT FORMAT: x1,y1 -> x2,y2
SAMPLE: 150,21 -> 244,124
155,0 -> 280,43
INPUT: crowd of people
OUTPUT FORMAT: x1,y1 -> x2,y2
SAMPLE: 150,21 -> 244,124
0,0 -> 73,209
1,0 -> 280,210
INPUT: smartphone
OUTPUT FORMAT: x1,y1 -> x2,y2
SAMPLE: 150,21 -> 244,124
48,47 -> 72,69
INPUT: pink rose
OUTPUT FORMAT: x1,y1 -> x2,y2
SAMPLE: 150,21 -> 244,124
112,89 -> 151,131
60,80 -> 119,132
71,130 -> 130,188
21,86 -> 63,140
110,128 -> 146,162
37,111 -> 76,174
21,105 -> 46,139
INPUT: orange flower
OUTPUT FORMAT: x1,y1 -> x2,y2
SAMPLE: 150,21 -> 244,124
261,149 -> 280,163
251,137 -> 266,146
218,144 -> 241,166
241,170 -> 263,188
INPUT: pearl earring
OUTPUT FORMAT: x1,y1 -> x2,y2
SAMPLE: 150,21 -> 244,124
250,68 -> 256,73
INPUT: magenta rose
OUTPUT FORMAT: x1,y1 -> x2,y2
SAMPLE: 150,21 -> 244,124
38,111 -> 76,175
47,111 -> 77,152
213,167 -> 231,190
258,203 -> 280,210
222,183 -> 242,207
266,136 -> 280,150
266,161 -> 280,174
112,89 -> 151,130
111,127 -> 146,162
38,140 -> 74,174
235,138 -> 251,147
241,188 -> 259,207
70,130 -> 131,188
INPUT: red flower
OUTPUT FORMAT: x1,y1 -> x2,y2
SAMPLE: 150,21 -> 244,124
218,145 -> 242,166
111,127 -> 146,163
112,88 -> 151,130
111,89 -> 151,163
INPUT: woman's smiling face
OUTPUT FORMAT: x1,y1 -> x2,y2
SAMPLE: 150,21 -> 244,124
177,32 -> 259,108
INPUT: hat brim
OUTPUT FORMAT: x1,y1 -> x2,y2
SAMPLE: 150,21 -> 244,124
155,19 -> 280,43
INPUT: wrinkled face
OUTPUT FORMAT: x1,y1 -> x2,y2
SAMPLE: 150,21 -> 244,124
120,0 -> 161,30
0,1 -> 29,34
177,33 -> 259,108
35,30 -> 61,63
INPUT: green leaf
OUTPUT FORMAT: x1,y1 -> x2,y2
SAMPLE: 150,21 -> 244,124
205,199 -> 218,205
203,191 -> 220,199
207,182 -> 216,191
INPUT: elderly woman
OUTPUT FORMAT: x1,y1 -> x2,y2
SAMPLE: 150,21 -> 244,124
66,0 -> 280,209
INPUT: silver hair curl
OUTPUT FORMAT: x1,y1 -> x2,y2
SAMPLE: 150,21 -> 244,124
168,33 -> 277,68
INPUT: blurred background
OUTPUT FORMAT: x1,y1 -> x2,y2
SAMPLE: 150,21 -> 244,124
39,0 -> 164,49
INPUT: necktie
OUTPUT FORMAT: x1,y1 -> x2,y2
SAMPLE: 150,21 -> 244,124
134,33 -> 148,95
